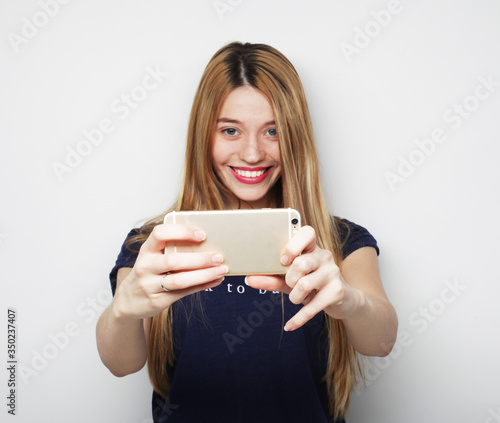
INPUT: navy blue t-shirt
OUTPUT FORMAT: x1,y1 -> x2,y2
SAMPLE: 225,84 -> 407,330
109,218 -> 379,423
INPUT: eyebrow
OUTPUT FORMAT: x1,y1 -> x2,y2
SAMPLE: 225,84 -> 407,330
216,118 -> 275,125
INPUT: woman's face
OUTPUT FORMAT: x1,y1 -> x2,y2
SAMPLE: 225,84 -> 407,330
212,86 -> 282,208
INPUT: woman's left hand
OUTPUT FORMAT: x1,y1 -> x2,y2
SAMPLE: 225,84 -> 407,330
246,225 -> 364,332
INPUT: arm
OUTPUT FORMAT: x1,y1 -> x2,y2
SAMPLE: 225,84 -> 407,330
327,246 -> 397,356
96,268 -> 151,377
96,224 -> 228,377
246,226 -> 398,357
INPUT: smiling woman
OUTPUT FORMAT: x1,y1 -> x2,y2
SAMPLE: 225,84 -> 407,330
212,86 -> 282,208
96,41 -> 398,423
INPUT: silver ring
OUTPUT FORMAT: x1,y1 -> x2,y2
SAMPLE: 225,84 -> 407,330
161,272 -> 171,292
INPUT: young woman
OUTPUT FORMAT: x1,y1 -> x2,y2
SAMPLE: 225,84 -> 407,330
96,42 -> 398,423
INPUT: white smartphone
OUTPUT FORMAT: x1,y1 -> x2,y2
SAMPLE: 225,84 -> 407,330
163,208 -> 301,276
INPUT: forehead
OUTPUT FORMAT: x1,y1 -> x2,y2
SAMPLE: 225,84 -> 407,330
218,86 -> 274,120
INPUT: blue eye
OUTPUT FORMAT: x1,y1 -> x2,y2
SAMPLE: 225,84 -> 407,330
267,128 -> 277,136
223,128 -> 238,136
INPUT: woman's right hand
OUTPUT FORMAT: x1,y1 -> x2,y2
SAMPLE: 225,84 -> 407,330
112,223 -> 228,320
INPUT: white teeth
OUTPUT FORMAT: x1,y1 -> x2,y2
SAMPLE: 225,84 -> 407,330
234,168 -> 266,178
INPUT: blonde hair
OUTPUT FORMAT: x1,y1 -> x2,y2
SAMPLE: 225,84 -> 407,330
130,42 -> 361,419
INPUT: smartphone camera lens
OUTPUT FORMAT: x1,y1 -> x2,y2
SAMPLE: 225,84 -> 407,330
291,218 -> 298,225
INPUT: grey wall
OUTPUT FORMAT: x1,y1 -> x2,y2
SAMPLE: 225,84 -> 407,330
1,0 -> 499,422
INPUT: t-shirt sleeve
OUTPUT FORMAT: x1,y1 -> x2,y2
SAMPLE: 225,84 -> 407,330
109,228 -> 143,295
337,218 -> 380,260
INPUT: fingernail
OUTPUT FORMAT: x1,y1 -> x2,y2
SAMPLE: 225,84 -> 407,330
280,255 -> 289,265
244,276 -> 249,286
194,230 -> 206,241
212,254 -> 223,264
284,322 -> 293,332
216,265 -> 229,276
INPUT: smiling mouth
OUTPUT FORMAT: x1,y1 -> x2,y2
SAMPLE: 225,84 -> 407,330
229,166 -> 271,184
231,167 -> 268,178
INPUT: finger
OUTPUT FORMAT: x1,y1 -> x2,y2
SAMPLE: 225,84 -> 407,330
288,273 -> 318,305
284,289 -> 335,332
147,251 -> 224,274
159,264 -> 229,292
280,225 -> 317,266
166,276 -> 226,301
148,276 -> 226,314
245,275 -> 290,294
285,253 -> 320,289
287,251 -> 336,303
301,290 -> 317,305
142,223 -> 206,253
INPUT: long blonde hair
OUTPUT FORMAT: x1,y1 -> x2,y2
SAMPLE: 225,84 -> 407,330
130,42 -> 361,419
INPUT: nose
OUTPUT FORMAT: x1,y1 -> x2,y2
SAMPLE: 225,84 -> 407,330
239,134 -> 265,164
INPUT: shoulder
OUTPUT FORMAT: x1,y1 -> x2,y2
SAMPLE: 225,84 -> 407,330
335,217 -> 380,260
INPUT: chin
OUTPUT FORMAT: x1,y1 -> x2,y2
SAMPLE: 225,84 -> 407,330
235,194 -> 271,208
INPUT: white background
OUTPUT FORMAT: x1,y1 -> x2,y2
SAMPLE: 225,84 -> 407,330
1,0 -> 499,422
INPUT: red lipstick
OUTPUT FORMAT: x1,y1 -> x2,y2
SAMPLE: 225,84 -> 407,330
229,166 -> 271,184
